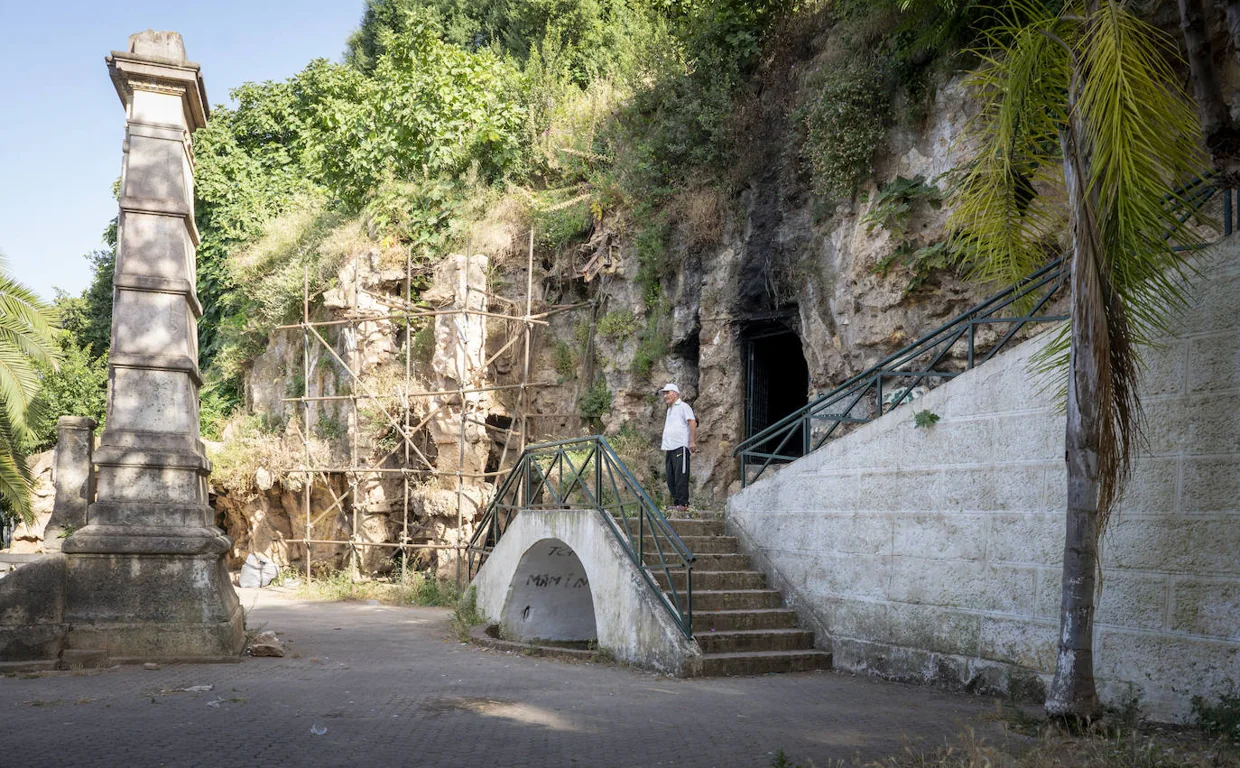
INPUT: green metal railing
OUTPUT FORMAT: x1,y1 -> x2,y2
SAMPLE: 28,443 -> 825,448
736,180 -> 1234,486
466,436 -> 696,638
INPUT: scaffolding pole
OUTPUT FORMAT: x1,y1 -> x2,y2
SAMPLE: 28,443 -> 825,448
287,233 -> 575,583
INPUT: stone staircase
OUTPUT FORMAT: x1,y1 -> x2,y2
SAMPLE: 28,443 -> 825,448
643,516 -> 832,676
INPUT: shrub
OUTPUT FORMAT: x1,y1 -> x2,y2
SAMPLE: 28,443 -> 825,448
553,340 -> 576,379
597,309 -> 640,339
579,379 -> 612,428
27,339 -> 107,451
799,58 -> 892,201
1193,691 -> 1240,743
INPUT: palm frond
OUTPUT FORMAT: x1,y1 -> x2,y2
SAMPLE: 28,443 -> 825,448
0,408 -> 34,525
952,1 -> 1212,535
1073,2 -> 1211,519
948,5 -> 1071,290
0,256 -> 60,524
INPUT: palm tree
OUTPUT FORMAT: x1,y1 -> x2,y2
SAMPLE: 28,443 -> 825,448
0,254 -> 60,526
948,1 -> 1209,719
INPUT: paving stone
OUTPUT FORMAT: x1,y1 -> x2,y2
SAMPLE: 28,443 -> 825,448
0,589 -> 998,768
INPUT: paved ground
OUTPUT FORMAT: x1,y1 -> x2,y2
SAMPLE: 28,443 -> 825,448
0,589 -> 999,768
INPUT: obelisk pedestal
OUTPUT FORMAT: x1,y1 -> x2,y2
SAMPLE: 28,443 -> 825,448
60,31 -> 243,660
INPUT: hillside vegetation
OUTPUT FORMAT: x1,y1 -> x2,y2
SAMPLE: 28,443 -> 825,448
38,0 -> 1012,445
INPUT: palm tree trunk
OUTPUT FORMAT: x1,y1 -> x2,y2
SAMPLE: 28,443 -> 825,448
1046,92 -> 1104,721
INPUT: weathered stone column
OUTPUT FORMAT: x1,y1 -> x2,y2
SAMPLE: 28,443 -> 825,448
43,416 -> 97,551
61,31 -> 243,660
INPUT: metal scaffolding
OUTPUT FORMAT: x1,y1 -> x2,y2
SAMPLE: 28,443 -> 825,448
276,232 -> 583,587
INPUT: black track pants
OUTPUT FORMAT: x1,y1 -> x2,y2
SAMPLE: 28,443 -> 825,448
665,447 -> 690,507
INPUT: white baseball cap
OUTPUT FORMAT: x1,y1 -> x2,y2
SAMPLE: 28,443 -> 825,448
658,383 -> 680,394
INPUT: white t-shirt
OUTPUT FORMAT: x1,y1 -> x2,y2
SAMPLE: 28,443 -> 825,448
661,399 -> 696,451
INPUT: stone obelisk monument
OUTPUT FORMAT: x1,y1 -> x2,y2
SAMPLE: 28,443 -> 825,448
61,31 -> 243,659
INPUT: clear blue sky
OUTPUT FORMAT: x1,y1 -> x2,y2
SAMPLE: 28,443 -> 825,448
0,1 -> 367,302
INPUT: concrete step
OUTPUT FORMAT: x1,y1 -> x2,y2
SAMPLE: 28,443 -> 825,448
641,534 -> 737,554
696,628 -> 816,654
692,609 -> 801,633
651,569 -> 766,591
664,518 -> 725,537
691,589 -> 785,612
645,552 -> 749,571
697,649 -> 832,677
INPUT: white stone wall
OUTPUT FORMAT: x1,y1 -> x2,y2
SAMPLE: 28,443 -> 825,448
728,245 -> 1240,721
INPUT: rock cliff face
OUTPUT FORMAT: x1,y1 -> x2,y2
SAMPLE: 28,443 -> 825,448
209,72 -> 1019,574
587,74 -> 999,502
5,451 -> 55,553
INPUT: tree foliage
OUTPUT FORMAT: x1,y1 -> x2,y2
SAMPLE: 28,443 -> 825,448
0,256 -> 61,524
27,336 -> 107,452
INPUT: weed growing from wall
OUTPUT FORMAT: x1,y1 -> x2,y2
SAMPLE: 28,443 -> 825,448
553,340 -> 577,381
1194,691 -> 1240,743
598,309 -> 640,339
579,379 -> 612,430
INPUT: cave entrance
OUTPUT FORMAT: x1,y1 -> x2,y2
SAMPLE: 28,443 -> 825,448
743,319 -> 810,460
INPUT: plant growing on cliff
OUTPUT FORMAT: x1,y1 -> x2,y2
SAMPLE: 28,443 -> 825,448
598,309 -> 640,339
864,175 -> 956,294
0,256 -> 60,525
578,379 -> 612,430
948,0 -> 1210,721
799,57 -> 892,201
553,340 -> 577,380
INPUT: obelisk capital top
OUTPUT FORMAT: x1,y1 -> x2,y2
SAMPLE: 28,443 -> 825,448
107,30 -> 209,130
127,30 -> 189,62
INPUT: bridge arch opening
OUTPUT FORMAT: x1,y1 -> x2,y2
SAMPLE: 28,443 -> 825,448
501,538 -> 597,643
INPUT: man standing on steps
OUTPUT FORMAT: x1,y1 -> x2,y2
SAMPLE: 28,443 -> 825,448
659,383 -> 697,511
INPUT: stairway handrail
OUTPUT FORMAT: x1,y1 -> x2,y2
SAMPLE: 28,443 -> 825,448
735,180 -> 1233,486
466,435 -> 696,638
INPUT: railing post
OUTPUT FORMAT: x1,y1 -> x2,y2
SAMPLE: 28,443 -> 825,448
1227,188 -> 1234,236
522,462 -> 530,511
967,321 -> 975,369
685,566 -> 693,637
638,508 -> 645,561
595,440 -> 603,511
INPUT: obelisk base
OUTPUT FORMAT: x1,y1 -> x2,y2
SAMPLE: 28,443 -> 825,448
62,551 -> 243,661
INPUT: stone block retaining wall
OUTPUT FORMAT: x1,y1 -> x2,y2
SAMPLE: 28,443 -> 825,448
728,246 -> 1240,721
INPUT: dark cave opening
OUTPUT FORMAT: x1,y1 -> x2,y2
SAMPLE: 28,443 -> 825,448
743,318 -> 809,460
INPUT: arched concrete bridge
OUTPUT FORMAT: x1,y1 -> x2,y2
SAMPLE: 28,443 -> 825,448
471,508 -> 698,674
466,437 -> 831,676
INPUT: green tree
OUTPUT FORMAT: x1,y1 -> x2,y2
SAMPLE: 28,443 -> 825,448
27,337 -> 108,452
948,1 -> 1209,719
55,248 -> 115,358
0,256 -> 61,524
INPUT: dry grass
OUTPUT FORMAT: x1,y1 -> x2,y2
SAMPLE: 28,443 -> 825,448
294,569 -> 460,608
469,194 -> 526,263
207,413 -> 331,495
675,184 -> 727,251
772,714 -> 1240,768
